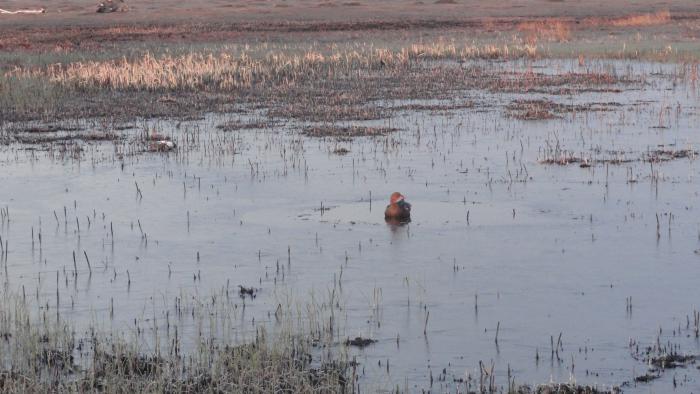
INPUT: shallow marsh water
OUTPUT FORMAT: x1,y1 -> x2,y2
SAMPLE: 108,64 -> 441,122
1,58 -> 700,392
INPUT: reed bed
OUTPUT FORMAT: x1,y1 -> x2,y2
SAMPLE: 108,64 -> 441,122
7,42 -> 537,93
0,41 -> 541,122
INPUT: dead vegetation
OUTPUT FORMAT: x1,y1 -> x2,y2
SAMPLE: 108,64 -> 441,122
590,10 -> 672,28
344,337 -> 377,348
495,71 -> 630,95
540,147 -> 696,168
648,353 -> 696,369
303,125 -> 397,137
517,19 -> 571,44
515,10 -> 672,45
238,285 -> 257,298
506,99 -> 621,120
515,383 -> 621,394
643,149 -> 697,163
390,101 -> 474,112
9,130 -> 121,145
507,99 -> 560,120
633,372 -> 660,383
7,124 -> 83,134
538,153 -> 633,167
269,99 -> 385,122
11,44 -> 534,93
216,120 -> 277,131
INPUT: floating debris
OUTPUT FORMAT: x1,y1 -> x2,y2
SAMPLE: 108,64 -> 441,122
238,285 -> 257,299
506,99 -> 620,120
390,101 -> 475,112
344,337 -> 377,348
148,140 -> 176,152
643,149 -> 697,163
517,383 -> 621,394
304,126 -> 397,138
648,353 -> 696,369
538,148 -> 696,167
332,147 -> 350,155
633,372 -> 660,383
216,120 -> 277,131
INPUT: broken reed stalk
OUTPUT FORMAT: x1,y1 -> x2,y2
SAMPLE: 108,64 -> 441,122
656,213 -> 661,239
424,310 -> 430,336
83,250 -> 92,274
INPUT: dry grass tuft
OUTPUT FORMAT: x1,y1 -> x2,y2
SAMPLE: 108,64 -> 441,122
586,10 -> 672,28
517,20 -> 571,44
610,10 -> 671,27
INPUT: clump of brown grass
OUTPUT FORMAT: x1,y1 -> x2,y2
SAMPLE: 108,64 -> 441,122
517,19 -> 571,44
586,10 -> 671,28
506,99 -> 559,120
610,10 -> 671,27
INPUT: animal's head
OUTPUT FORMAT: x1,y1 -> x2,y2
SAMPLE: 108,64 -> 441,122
390,192 -> 405,204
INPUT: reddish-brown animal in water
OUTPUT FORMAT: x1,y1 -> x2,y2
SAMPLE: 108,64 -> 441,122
384,192 -> 411,222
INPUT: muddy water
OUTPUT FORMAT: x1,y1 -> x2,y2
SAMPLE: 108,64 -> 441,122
2,59 -> 700,392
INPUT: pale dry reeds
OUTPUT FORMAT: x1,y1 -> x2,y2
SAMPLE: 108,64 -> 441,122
586,10 -> 671,28
517,20 -> 571,44
6,42 -> 537,93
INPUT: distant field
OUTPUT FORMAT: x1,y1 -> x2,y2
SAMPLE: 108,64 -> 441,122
0,0 -> 697,28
